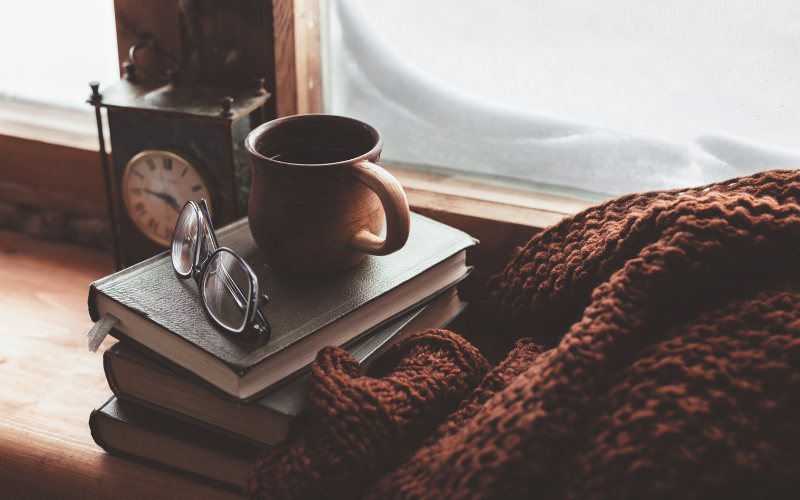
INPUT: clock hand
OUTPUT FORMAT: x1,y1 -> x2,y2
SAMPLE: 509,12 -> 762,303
144,189 -> 182,213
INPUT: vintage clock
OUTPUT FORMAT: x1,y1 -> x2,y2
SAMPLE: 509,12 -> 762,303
121,149 -> 213,246
89,68 -> 270,269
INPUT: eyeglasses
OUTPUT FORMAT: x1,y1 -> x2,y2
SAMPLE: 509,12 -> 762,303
170,198 -> 270,344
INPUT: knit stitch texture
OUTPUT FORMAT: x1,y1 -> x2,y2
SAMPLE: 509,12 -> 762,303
248,169 -> 800,500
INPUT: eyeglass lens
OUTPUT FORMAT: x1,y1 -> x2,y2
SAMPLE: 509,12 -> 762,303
172,204 -> 199,276
202,251 -> 252,332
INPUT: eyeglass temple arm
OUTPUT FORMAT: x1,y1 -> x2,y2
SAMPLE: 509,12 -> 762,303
255,294 -> 270,334
255,309 -> 269,333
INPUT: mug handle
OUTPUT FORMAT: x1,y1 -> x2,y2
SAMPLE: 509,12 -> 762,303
348,161 -> 411,256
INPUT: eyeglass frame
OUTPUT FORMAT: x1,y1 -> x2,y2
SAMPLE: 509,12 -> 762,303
171,198 -> 271,345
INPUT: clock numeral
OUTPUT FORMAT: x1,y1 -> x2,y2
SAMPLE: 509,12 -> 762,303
180,167 -> 188,177
146,159 -> 157,171
147,218 -> 156,230
134,202 -> 146,214
133,170 -> 144,180
163,157 -> 173,170
130,188 -> 142,196
164,227 -> 174,240
192,184 -> 203,192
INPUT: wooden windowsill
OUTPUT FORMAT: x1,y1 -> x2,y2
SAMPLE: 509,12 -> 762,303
381,161 -> 600,286
0,99 -> 110,217
0,171 -> 596,497
0,98 -> 109,152
0,231 -> 238,499
0,102 -> 602,283
0,110 -> 602,498
384,161 -> 598,227
0,101 -> 597,222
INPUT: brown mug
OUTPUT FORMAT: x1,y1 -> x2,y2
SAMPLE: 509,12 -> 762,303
244,114 -> 411,274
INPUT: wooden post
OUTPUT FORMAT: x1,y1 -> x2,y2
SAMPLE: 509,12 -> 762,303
273,0 -> 323,116
114,0 -> 314,118
113,0 -> 181,79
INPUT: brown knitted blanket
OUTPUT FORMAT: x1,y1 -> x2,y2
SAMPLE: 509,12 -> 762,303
248,169 -> 800,500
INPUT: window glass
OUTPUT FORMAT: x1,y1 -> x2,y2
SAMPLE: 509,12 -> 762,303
0,0 -> 119,111
327,0 -> 800,196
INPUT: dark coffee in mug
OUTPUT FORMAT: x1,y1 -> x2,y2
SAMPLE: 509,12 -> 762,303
270,148 -> 355,165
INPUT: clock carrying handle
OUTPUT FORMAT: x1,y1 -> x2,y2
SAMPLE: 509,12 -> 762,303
347,162 -> 411,256
129,35 -> 181,82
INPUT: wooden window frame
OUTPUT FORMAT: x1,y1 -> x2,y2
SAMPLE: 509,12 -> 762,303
0,0 -> 599,286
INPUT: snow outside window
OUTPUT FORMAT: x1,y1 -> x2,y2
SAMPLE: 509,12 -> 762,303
327,0 -> 800,197
0,0 -> 118,111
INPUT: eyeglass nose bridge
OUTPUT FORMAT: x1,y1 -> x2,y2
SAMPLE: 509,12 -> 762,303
191,261 -> 205,282
190,209 -> 215,282
190,238 -> 210,282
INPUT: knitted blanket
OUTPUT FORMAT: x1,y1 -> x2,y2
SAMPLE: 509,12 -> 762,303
248,169 -> 800,500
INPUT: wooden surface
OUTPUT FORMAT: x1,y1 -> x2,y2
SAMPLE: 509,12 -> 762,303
113,0 -> 182,81
0,98 -> 105,152
0,134 -> 108,217
273,0 -> 323,116
383,164 -> 598,281
113,0 -> 279,119
0,165 -> 594,497
0,119 -> 594,275
0,232 -> 238,500
292,0 -> 323,114
0,118 -> 594,270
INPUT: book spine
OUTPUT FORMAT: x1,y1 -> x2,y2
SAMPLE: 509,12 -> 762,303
99,447 -> 244,493
87,285 -> 100,322
102,348 -> 122,398
106,329 -> 262,404
108,393 -> 275,450
104,343 -> 283,448
88,406 -> 243,494
88,395 -> 115,452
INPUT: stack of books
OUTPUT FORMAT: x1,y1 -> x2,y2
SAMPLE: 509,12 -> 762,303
86,214 -> 476,492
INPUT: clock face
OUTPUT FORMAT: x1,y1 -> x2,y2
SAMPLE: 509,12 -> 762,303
122,150 -> 213,247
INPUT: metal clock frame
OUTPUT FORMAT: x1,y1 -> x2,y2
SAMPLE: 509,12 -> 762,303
121,148 -> 216,247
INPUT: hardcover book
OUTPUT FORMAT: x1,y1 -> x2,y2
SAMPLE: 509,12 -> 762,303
90,395 -> 259,493
103,287 -> 465,447
88,214 -> 476,401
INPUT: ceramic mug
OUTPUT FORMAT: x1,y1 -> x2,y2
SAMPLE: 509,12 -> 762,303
244,114 -> 410,274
